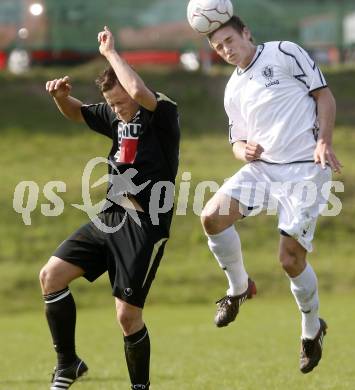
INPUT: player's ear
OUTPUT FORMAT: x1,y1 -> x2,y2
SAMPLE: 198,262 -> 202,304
207,32 -> 217,50
242,27 -> 252,41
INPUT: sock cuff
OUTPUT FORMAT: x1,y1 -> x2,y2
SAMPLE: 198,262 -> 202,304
206,225 -> 236,240
289,263 -> 317,286
124,325 -> 148,346
207,225 -> 242,263
131,382 -> 150,389
43,287 -> 70,303
206,225 -> 240,252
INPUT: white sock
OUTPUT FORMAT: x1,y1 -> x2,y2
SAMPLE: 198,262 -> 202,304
207,225 -> 248,296
289,263 -> 320,339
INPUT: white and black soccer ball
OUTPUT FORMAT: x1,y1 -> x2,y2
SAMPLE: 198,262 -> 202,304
187,0 -> 234,35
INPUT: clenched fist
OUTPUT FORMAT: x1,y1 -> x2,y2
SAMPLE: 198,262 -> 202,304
244,142 -> 264,161
98,26 -> 115,57
46,76 -> 72,99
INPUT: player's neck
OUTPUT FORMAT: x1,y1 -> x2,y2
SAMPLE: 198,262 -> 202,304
238,45 -> 257,70
121,107 -> 140,123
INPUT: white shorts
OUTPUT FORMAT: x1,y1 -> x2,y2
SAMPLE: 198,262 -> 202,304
218,161 -> 332,252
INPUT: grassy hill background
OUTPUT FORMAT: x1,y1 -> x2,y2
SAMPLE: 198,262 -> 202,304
0,61 -> 354,313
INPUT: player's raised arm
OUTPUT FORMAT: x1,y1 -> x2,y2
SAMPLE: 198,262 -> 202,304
98,26 -> 157,112
311,87 -> 342,173
46,76 -> 85,123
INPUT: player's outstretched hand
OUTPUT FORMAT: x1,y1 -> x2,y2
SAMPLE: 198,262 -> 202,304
98,26 -> 115,57
314,140 -> 342,173
46,76 -> 72,99
245,142 -> 264,162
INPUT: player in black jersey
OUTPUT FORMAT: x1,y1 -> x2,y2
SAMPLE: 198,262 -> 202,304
40,26 -> 180,390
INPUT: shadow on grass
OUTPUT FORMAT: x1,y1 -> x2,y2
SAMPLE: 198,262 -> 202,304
0,375 -> 124,385
0,379 -> 48,385
80,375 -> 124,382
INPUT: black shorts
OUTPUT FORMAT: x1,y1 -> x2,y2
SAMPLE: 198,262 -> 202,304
53,205 -> 169,308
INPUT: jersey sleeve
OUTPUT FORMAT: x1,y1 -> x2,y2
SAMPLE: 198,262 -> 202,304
148,92 -> 180,138
144,92 -> 180,179
224,96 -> 247,144
80,103 -> 116,139
279,41 -> 327,93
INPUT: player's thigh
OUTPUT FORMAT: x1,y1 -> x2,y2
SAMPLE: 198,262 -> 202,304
106,207 -> 168,308
201,192 -> 243,233
202,163 -> 270,234
276,164 -> 331,252
52,220 -> 108,281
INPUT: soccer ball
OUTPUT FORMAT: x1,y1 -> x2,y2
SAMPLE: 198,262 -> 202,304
187,0 -> 234,35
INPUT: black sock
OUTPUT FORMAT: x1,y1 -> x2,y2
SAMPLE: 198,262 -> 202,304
124,325 -> 150,389
43,287 -> 78,369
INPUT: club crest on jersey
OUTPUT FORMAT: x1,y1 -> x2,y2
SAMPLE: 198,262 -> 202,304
262,65 -> 273,80
261,65 -> 280,88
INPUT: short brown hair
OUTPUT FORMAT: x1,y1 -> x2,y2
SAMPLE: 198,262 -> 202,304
208,15 -> 250,40
95,66 -> 122,93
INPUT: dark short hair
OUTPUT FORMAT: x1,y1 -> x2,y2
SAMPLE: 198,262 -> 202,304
208,15 -> 249,40
95,66 -> 122,93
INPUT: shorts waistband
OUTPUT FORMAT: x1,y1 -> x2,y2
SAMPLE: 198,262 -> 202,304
254,159 -> 315,165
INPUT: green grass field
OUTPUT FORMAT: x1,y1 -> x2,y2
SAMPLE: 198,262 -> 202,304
0,65 -> 354,389
1,295 -> 354,389
0,127 -> 353,312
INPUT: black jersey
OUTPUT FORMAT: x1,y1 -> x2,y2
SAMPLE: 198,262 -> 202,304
81,92 -> 180,226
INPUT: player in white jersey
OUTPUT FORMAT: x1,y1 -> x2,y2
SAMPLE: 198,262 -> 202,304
200,16 -> 342,374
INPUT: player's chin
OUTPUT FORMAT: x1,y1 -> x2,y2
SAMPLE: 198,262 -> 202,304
226,57 -> 239,66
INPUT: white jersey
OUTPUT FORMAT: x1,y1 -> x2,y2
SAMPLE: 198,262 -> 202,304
224,41 -> 327,164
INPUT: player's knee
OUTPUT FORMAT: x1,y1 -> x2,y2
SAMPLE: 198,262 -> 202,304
201,195 -> 239,235
39,264 -> 51,287
279,249 -> 299,275
117,309 -> 142,334
117,312 -> 134,332
201,208 -> 226,235
279,237 -> 307,276
201,212 -> 217,233
39,258 -> 70,293
39,264 -> 55,292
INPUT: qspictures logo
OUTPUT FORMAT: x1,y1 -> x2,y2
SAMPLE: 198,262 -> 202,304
12,157 -> 344,233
